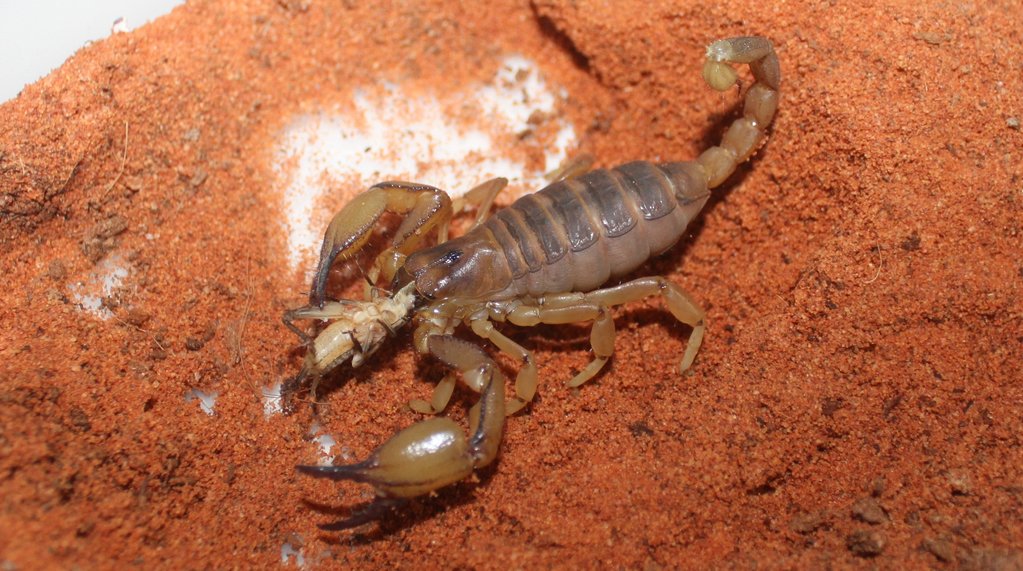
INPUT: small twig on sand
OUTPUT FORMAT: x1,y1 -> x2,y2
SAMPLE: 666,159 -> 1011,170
863,245 -> 883,284
100,120 -> 129,202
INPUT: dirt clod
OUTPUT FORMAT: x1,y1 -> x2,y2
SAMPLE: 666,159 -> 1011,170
789,511 -> 830,534
869,477 -> 886,498
852,497 -> 889,525
847,530 -> 887,557
922,537 -> 954,563
947,470 -> 973,496
961,548 -> 1023,571
81,215 -> 128,262
47,259 -> 67,281
123,308 -> 151,327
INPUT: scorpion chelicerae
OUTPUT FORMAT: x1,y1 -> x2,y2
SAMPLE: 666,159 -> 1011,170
287,36 -> 780,529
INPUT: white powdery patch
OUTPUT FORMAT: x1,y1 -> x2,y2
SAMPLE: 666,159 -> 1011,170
280,541 -> 305,567
476,54 -> 578,173
307,421 -> 338,465
276,55 -> 578,270
67,252 -> 130,320
184,389 -> 218,415
262,381 -> 283,418
311,433 -> 337,465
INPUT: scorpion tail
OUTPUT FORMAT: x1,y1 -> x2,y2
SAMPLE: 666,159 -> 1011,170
698,36 -> 781,188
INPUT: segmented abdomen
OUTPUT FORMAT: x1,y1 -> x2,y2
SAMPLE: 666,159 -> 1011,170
484,160 -> 710,298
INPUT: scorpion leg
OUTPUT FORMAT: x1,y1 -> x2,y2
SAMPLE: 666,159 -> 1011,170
561,305 -> 615,387
545,152 -> 594,183
504,298 -> 615,388
468,318 -> 538,415
504,276 -> 705,386
311,181 -> 452,306
297,335 -> 505,526
582,277 -> 706,375
451,177 -> 508,230
408,373 -> 457,415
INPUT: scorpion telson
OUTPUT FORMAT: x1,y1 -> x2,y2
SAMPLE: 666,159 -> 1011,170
288,36 -> 780,529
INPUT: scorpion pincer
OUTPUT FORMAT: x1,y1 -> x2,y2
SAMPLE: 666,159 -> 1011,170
287,36 -> 780,529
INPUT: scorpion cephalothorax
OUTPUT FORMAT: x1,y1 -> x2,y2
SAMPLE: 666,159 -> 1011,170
287,36 -> 780,529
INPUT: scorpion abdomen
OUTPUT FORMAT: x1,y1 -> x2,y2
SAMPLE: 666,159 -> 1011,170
488,160 -> 710,298
405,161 -> 712,301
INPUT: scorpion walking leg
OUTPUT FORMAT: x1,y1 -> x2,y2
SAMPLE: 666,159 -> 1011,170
468,318 -> 538,415
545,153 -> 594,183
410,311 -> 538,416
311,181 -> 453,306
583,277 -> 705,375
451,177 -> 508,229
408,373 -> 457,415
504,298 -> 615,388
297,335 -> 505,528
566,306 -> 615,387
503,277 -> 705,386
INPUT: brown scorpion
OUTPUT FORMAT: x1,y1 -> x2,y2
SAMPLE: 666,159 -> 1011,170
286,37 -> 779,529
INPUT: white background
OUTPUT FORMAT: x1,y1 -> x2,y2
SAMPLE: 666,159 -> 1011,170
0,0 -> 183,103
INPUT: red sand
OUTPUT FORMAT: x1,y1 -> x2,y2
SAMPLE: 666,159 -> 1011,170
1,0 -> 1021,568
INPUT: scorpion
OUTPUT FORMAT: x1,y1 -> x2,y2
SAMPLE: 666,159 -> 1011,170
286,36 -> 779,529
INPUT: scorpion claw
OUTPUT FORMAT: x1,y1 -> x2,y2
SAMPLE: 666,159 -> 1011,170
315,498 -> 407,531
299,417 -> 479,499
296,460 -> 378,485
299,336 -> 506,516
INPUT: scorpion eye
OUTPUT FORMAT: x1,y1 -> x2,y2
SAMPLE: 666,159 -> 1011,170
442,250 -> 462,265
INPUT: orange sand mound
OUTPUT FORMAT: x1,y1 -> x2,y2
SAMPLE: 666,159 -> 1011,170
1,0 -> 1020,568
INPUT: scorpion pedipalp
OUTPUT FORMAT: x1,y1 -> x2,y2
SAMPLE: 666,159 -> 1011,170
297,335 -> 506,527
310,181 -> 453,308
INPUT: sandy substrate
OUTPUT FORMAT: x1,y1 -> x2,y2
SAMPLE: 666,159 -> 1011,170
1,0 -> 1021,568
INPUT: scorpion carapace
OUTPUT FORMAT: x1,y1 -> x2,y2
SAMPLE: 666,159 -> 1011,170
288,36 -> 780,529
